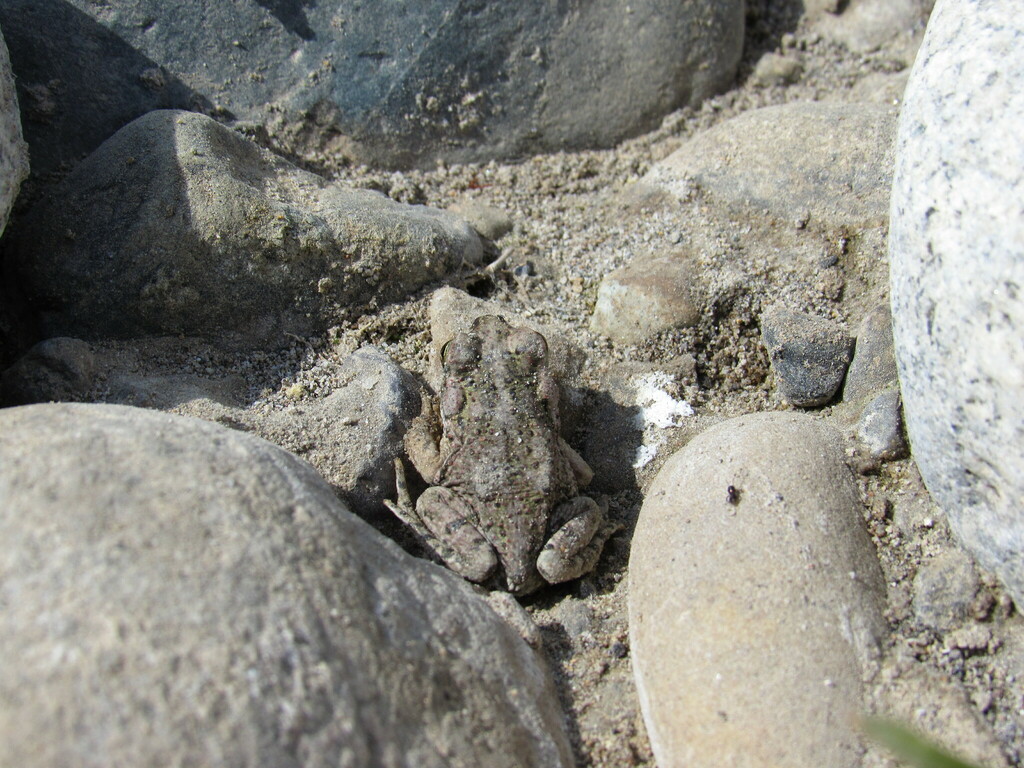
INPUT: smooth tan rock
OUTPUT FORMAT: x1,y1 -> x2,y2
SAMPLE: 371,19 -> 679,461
629,411 -> 887,768
590,252 -> 704,345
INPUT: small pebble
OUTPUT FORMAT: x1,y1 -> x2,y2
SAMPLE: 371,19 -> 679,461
760,305 -> 853,407
856,388 -> 908,461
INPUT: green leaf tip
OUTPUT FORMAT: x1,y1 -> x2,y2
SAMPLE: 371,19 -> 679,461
860,716 -> 985,768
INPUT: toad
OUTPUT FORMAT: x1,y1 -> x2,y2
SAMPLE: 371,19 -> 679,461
386,315 -> 616,594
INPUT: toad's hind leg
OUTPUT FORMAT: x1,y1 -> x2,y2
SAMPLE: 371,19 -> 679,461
384,459 -> 498,583
536,495 -> 620,585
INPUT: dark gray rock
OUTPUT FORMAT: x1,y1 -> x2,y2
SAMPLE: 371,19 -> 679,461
7,110 -> 481,347
889,0 -> 1024,604
0,0 -> 745,174
856,387 -> 908,462
0,0 -> 214,178
0,402 -> 573,768
761,306 -> 854,407
0,337 -> 96,405
0,24 -> 27,237
843,303 -> 898,405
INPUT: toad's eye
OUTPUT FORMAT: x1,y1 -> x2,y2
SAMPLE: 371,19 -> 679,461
507,328 -> 547,369
441,334 -> 479,372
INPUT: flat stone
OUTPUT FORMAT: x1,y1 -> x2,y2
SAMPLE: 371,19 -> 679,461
629,411 -> 887,768
889,0 -> 1024,604
102,346 -> 423,521
8,110 -> 481,347
643,102 -> 898,229
814,0 -> 932,53
912,548 -> 981,632
0,0 -> 744,173
0,403 -> 573,768
590,251 -> 704,345
447,200 -> 514,241
761,305 -> 854,407
873,665 -> 1009,767
843,303 -> 898,405
249,346 -> 424,519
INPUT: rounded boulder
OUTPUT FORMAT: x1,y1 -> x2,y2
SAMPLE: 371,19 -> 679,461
629,411 -> 887,768
0,403 -> 572,768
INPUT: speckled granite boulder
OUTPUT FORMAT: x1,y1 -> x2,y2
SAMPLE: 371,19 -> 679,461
0,403 -> 573,768
889,0 -> 1024,604
0,24 -> 27,237
0,0 -> 744,173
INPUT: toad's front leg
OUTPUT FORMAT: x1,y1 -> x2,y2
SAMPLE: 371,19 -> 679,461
536,495 -> 619,585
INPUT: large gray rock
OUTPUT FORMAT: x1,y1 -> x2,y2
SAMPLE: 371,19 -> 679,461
629,412 -> 887,768
0,0 -> 744,173
644,102 -> 898,229
0,25 -> 27,237
0,403 -> 573,768
889,0 -> 1024,604
7,110 -> 481,346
